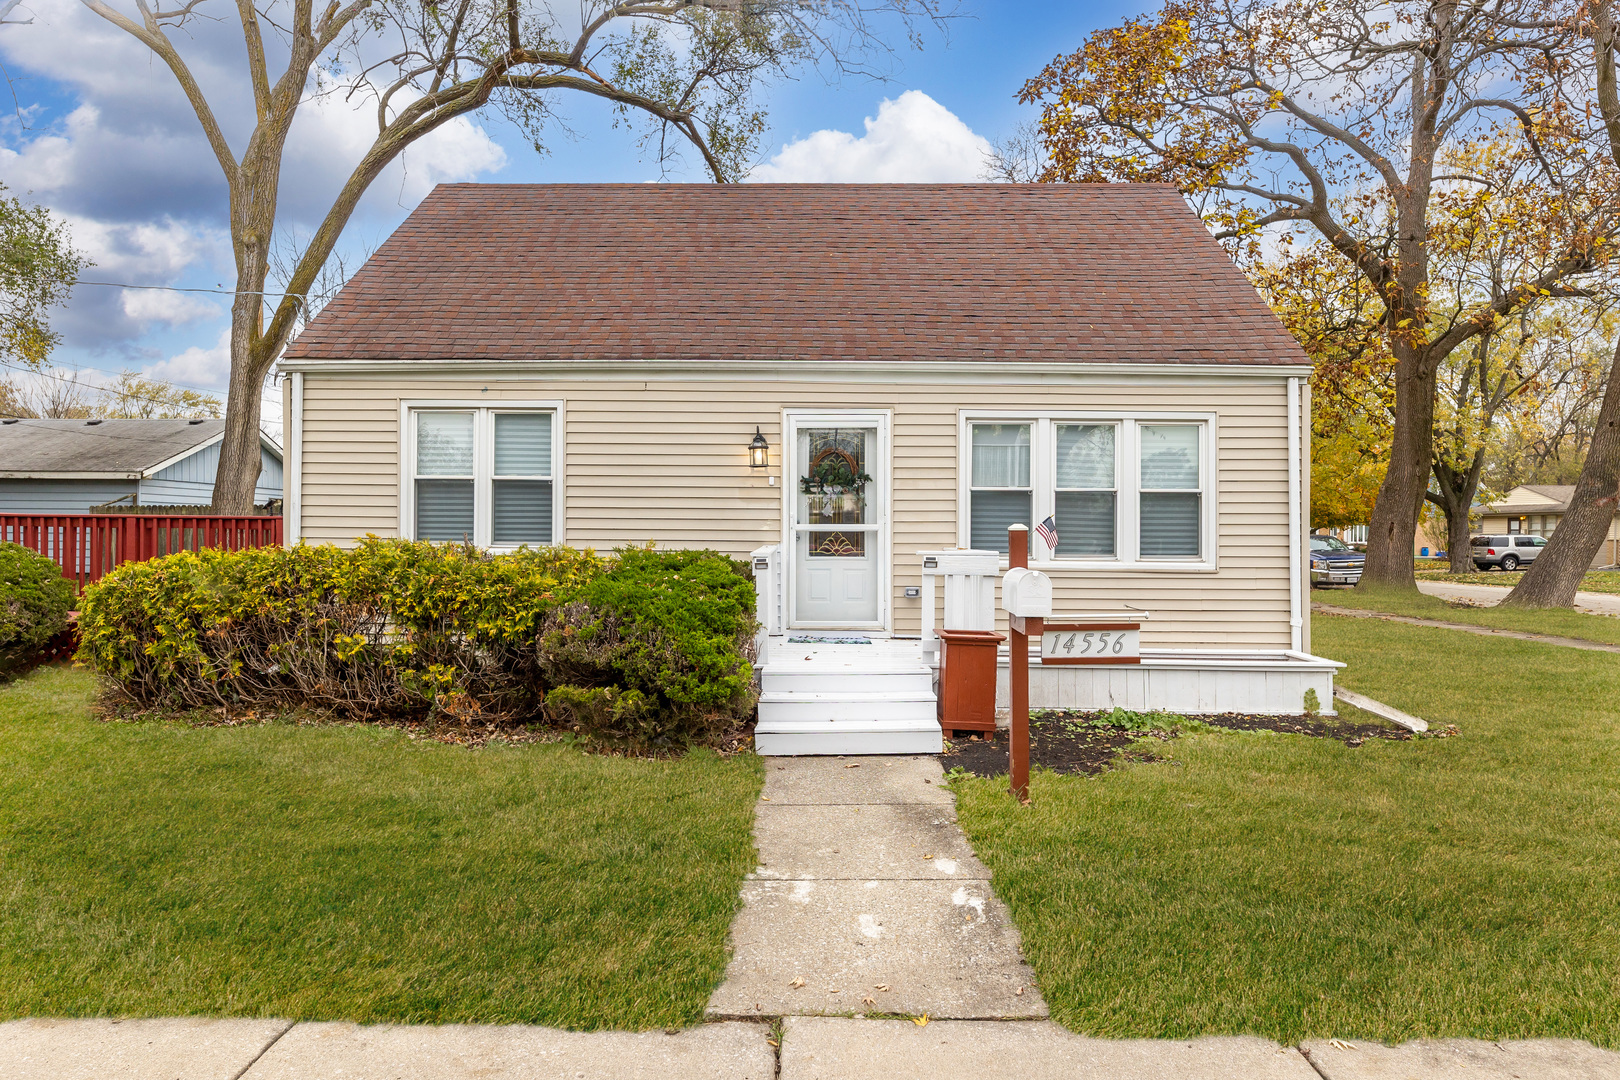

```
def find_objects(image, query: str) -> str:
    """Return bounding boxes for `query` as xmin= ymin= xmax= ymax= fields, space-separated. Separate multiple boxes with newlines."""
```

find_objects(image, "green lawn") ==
xmin=1315 ymin=585 xmax=1620 ymax=646
xmin=954 ymin=612 xmax=1620 ymax=1044
xmin=0 ymin=665 xmax=762 ymax=1028
xmin=1415 ymin=569 xmax=1620 ymax=595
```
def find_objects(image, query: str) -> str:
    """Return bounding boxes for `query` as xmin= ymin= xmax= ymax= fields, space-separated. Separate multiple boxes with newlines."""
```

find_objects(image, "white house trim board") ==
xmin=993 ymin=649 xmax=1345 ymax=716
xmin=1287 ymin=376 xmax=1303 ymax=652
xmin=781 ymin=408 xmax=892 ymax=633
xmin=287 ymin=372 xmax=303 ymax=542
xmin=956 ymin=409 xmax=1220 ymax=574
xmin=278 ymin=357 xmax=1314 ymax=383
xmin=397 ymin=399 xmax=566 ymax=549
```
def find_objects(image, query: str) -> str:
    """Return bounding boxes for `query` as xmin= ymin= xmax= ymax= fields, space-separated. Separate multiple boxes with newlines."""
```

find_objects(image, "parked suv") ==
xmin=1310 ymin=534 xmax=1365 ymax=586
xmin=1471 ymin=534 xmax=1546 ymax=571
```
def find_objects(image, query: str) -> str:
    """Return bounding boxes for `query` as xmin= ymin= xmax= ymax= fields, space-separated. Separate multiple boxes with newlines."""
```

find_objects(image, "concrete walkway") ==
xmin=706 ymin=754 xmax=1045 ymax=1020
xmin=1417 ymin=578 xmax=1620 ymax=616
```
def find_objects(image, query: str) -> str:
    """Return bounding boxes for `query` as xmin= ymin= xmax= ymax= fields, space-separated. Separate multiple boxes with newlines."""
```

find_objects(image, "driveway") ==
xmin=1416 ymin=579 xmax=1620 ymax=617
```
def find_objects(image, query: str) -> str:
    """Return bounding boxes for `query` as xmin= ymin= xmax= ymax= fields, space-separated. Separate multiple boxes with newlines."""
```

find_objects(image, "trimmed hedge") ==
xmin=75 ymin=539 xmax=758 ymax=746
xmin=0 ymin=542 xmax=75 ymax=677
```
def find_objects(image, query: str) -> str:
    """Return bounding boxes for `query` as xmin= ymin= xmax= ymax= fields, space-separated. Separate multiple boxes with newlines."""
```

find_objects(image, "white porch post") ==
xmin=751 ymin=544 xmax=782 ymax=666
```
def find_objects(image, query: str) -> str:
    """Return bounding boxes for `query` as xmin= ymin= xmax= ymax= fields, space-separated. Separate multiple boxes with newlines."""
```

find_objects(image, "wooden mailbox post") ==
xmin=1003 ymin=525 xmax=1052 ymax=802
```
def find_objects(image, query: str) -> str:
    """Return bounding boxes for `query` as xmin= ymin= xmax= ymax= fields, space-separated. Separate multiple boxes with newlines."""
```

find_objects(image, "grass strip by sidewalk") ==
xmin=0 ymin=665 xmax=762 ymax=1029
xmin=1414 ymin=569 xmax=1620 ymax=595
xmin=1316 ymin=584 xmax=1620 ymax=646
xmin=954 ymin=614 xmax=1620 ymax=1045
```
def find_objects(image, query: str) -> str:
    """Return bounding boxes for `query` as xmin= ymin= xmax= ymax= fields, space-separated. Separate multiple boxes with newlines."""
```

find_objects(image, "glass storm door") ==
xmin=792 ymin=424 xmax=882 ymax=627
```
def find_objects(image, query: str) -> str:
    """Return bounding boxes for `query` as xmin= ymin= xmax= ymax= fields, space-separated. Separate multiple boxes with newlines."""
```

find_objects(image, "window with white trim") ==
xmin=1055 ymin=423 xmax=1117 ymax=557
xmin=408 ymin=407 xmax=557 ymax=547
xmin=969 ymin=423 xmax=1032 ymax=551
xmin=1138 ymin=423 xmax=1202 ymax=557
xmin=964 ymin=417 xmax=1212 ymax=564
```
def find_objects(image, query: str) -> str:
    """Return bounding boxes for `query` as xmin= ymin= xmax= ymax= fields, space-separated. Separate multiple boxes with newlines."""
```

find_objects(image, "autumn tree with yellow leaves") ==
xmin=1018 ymin=0 xmax=1617 ymax=590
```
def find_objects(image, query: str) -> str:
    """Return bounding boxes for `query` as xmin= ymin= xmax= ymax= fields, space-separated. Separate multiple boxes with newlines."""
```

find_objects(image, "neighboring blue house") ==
xmin=0 ymin=418 xmax=282 ymax=512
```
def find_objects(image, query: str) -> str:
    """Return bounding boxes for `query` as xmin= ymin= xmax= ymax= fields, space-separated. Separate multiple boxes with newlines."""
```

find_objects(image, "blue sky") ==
xmin=0 ymin=2 xmax=1141 ymax=434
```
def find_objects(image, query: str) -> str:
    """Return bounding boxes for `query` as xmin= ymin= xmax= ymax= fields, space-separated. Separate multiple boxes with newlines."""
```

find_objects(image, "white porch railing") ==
xmin=750 ymin=544 xmax=783 ymax=666
xmin=918 ymin=548 xmax=999 ymax=664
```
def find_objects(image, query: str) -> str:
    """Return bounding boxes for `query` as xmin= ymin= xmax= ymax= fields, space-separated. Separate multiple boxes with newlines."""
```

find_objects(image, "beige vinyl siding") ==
xmin=296 ymin=372 xmax=1296 ymax=649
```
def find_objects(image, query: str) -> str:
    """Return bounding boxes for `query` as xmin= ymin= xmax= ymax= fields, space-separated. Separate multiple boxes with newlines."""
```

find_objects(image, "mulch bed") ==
xmin=942 ymin=709 xmax=1413 ymax=778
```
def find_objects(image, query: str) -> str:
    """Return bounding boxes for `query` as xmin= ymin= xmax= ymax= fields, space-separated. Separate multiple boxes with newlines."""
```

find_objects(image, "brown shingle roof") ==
xmin=284 ymin=183 xmax=1309 ymax=366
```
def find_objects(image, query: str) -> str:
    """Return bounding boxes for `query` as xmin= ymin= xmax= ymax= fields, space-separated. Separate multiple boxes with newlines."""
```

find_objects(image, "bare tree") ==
xmin=1016 ymin=0 xmax=1616 ymax=590
xmin=77 ymin=0 xmax=951 ymax=512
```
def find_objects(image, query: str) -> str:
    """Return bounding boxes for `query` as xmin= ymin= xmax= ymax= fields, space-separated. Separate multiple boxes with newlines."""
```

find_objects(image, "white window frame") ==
xmin=399 ymin=399 xmax=564 ymax=550
xmin=957 ymin=410 xmax=1218 ymax=572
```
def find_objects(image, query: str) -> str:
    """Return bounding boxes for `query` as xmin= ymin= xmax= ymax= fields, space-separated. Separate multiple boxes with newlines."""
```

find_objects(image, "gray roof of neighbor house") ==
xmin=0 ymin=418 xmax=229 ymax=478
xmin=1483 ymin=485 xmax=1577 ymax=515
xmin=283 ymin=183 xmax=1312 ymax=367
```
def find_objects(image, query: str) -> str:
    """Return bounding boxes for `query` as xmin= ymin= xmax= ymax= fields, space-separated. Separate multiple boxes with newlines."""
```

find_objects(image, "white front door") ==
xmin=788 ymin=414 xmax=888 ymax=630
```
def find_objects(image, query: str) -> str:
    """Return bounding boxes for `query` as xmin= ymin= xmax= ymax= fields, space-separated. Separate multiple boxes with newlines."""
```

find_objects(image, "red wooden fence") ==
xmin=0 ymin=514 xmax=283 ymax=591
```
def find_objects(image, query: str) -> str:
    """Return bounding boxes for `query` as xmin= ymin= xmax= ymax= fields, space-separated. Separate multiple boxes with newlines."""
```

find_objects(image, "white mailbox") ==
xmin=1001 ymin=567 xmax=1053 ymax=619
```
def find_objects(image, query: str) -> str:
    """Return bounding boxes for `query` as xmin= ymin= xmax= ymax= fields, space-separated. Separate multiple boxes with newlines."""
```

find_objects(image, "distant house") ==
xmin=1479 ymin=484 xmax=1619 ymax=569
xmin=0 ymin=418 xmax=283 ymax=513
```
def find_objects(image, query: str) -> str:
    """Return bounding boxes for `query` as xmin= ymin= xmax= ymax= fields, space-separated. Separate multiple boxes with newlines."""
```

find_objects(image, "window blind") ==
xmin=494 ymin=413 xmax=552 ymax=476
xmin=492 ymin=479 xmax=553 ymax=545
xmin=416 ymin=479 xmax=475 ymax=541
xmin=1140 ymin=492 xmax=1200 ymax=557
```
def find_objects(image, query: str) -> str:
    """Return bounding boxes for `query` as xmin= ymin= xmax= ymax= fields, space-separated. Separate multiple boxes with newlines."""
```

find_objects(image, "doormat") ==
xmin=787 ymin=635 xmax=872 ymax=644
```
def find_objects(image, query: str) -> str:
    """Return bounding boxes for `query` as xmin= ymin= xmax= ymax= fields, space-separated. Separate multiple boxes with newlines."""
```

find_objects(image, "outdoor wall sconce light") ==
xmin=749 ymin=427 xmax=770 ymax=469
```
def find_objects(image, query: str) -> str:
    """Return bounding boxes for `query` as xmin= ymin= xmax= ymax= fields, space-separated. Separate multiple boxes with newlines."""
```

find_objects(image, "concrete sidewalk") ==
xmin=1417 ymin=578 xmax=1620 ymax=616
xmin=7 ymin=1016 xmax=1620 ymax=1079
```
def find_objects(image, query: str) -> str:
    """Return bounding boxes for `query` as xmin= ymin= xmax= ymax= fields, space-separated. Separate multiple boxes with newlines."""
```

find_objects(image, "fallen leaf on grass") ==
xmin=790 ymin=978 xmax=805 ymax=989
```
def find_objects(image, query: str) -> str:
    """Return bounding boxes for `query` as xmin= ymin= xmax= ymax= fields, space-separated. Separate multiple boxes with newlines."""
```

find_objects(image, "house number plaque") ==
xmin=1040 ymin=621 xmax=1142 ymax=665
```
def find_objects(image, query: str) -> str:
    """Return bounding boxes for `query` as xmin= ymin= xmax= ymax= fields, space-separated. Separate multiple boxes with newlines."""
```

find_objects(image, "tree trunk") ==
xmin=1502 ymin=337 xmax=1620 ymax=607
xmin=211 ymin=338 xmax=267 ymax=514
xmin=1430 ymin=448 xmax=1485 ymax=574
xmin=1359 ymin=339 xmax=1435 ymax=589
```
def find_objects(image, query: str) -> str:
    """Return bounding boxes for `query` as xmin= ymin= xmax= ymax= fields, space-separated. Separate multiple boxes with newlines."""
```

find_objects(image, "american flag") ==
xmin=1035 ymin=515 xmax=1059 ymax=550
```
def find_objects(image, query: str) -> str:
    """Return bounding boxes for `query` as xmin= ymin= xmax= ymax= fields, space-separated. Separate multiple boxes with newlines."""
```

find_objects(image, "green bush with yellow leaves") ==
xmin=75 ymin=538 xmax=757 ymax=747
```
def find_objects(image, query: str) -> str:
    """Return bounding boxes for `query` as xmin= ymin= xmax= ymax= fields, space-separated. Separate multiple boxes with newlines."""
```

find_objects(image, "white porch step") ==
xmin=754 ymin=638 xmax=940 ymax=756
xmin=758 ymin=691 xmax=936 ymax=725
xmin=754 ymin=718 xmax=944 ymax=756
xmin=761 ymin=668 xmax=934 ymax=695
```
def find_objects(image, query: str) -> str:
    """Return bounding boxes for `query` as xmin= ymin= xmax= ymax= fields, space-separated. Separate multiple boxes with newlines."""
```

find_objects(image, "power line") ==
xmin=76 ymin=279 xmax=318 ymax=299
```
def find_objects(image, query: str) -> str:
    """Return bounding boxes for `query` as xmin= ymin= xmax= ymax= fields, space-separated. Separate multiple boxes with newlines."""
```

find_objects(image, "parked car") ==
xmin=1471 ymin=534 xmax=1546 ymax=571
xmin=1310 ymin=534 xmax=1365 ymax=586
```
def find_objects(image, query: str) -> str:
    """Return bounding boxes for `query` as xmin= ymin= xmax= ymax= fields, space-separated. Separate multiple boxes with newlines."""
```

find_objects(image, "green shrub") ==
xmin=75 ymin=539 xmax=757 ymax=746
xmin=0 ymin=542 xmax=75 ymax=676
xmin=541 ymin=548 xmax=759 ymax=745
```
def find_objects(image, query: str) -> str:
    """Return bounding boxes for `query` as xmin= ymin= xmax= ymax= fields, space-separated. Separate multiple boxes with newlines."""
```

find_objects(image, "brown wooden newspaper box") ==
xmin=936 ymin=628 xmax=1006 ymax=735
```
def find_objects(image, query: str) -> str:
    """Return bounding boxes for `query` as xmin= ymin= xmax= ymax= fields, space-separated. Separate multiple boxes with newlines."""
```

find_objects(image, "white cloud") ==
xmin=286 ymin=73 xmax=509 ymax=216
xmin=750 ymin=91 xmax=993 ymax=183
xmin=143 ymin=326 xmax=232 ymax=389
